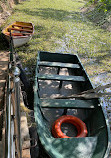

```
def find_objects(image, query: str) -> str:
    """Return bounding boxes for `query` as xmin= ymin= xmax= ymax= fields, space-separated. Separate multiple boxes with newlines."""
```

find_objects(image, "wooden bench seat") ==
xmin=12 ymin=24 xmax=33 ymax=29
xmin=37 ymin=74 xmax=86 ymax=82
xmin=8 ymin=27 xmax=33 ymax=33
xmin=40 ymin=99 xmax=95 ymax=108
xmin=38 ymin=61 xmax=80 ymax=69
xmin=5 ymin=32 xmax=31 ymax=36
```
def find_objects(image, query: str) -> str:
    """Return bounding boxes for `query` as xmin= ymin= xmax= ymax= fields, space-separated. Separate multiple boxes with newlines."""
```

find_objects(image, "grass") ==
xmin=1 ymin=0 xmax=111 ymax=84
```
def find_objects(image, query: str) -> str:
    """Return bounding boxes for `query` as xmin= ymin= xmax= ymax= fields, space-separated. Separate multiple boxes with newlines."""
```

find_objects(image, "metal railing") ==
xmin=5 ymin=34 xmax=22 ymax=158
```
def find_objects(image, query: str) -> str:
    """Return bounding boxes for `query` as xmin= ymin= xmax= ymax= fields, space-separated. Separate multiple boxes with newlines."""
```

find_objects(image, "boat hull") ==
xmin=5 ymin=35 xmax=31 ymax=48
xmin=34 ymin=51 xmax=111 ymax=158
xmin=2 ymin=21 xmax=34 ymax=48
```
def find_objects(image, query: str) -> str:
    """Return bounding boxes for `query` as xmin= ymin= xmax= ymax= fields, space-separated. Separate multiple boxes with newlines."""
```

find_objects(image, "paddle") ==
xmin=53 ymin=83 xmax=111 ymax=99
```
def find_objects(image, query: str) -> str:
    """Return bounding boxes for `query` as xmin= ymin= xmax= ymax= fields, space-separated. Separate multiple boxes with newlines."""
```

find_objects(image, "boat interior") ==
xmin=34 ymin=51 xmax=109 ymax=157
xmin=3 ymin=21 xmax=33 ymax=36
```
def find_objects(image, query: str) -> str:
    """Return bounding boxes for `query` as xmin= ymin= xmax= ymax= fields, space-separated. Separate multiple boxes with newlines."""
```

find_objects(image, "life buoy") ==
xmin=52 ymin=115 xmax=87 ymax=138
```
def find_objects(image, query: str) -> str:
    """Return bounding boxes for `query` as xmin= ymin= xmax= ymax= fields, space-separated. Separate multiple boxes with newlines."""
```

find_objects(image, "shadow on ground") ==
xmin=0 ymin=27 xmax=9 ymax=51
xmin=15 ymin=7 xmax=86 ymax=23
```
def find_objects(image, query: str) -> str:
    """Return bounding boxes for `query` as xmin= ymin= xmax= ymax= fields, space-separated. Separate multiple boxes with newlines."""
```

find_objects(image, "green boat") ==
xmin=34 ymin=51 xmax=110 ymax=158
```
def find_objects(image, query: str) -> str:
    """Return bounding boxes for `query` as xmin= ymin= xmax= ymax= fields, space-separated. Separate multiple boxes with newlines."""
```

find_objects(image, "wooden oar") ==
xmin=80 ymin=83 xmax=111 ymax=94
xmin=54 ymin=83 xmax=111 ymax=99
xmin=53 ymin=92 xmax=111 ymax=99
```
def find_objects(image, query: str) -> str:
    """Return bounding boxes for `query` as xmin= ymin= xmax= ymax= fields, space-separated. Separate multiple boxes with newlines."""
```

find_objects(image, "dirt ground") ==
xmin=0 ymin=1 xmax=13 ymax=27
xmin=0 ymin=0 xmax=24 ymax=27
xmin=0 ymin=11 xmax=11 ymax=27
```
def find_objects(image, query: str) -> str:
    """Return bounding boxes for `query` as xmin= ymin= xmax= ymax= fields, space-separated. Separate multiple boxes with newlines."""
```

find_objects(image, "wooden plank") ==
xmin=40 ymin=99 xmax=95 ymax=108
xmin=12 ymin=24 xmax=33 ymax=29
xmin=38 ymin=74 xmax=86 ymax=82
xmin=38 ymin=61 xmax=80 ymax=69
xmin=8 ymin=27 xmax=33 ymax=33
xmin=5 ymin=32 xmax=31 ymax=36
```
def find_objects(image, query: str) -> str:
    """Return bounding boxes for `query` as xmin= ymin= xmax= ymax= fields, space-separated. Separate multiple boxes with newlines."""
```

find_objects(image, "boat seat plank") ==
xmin=38 ymin=61 xmax=80 ymax=69
xmin=40 ymin=99 xmax=95 ymax=108
xmin=8 ymin=27 xmax=33 ymax=33
xmin=12 ymin=24 xmax=33 ymax=29
xmin=38 ymin=74 xmax=86 ymax=82
xmin=5 ymin=32 xmax=31 ymax=36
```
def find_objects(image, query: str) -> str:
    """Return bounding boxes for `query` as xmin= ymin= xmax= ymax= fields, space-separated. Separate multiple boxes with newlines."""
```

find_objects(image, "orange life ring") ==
xmin=52 ymin=115 xmax=87 ymax=138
